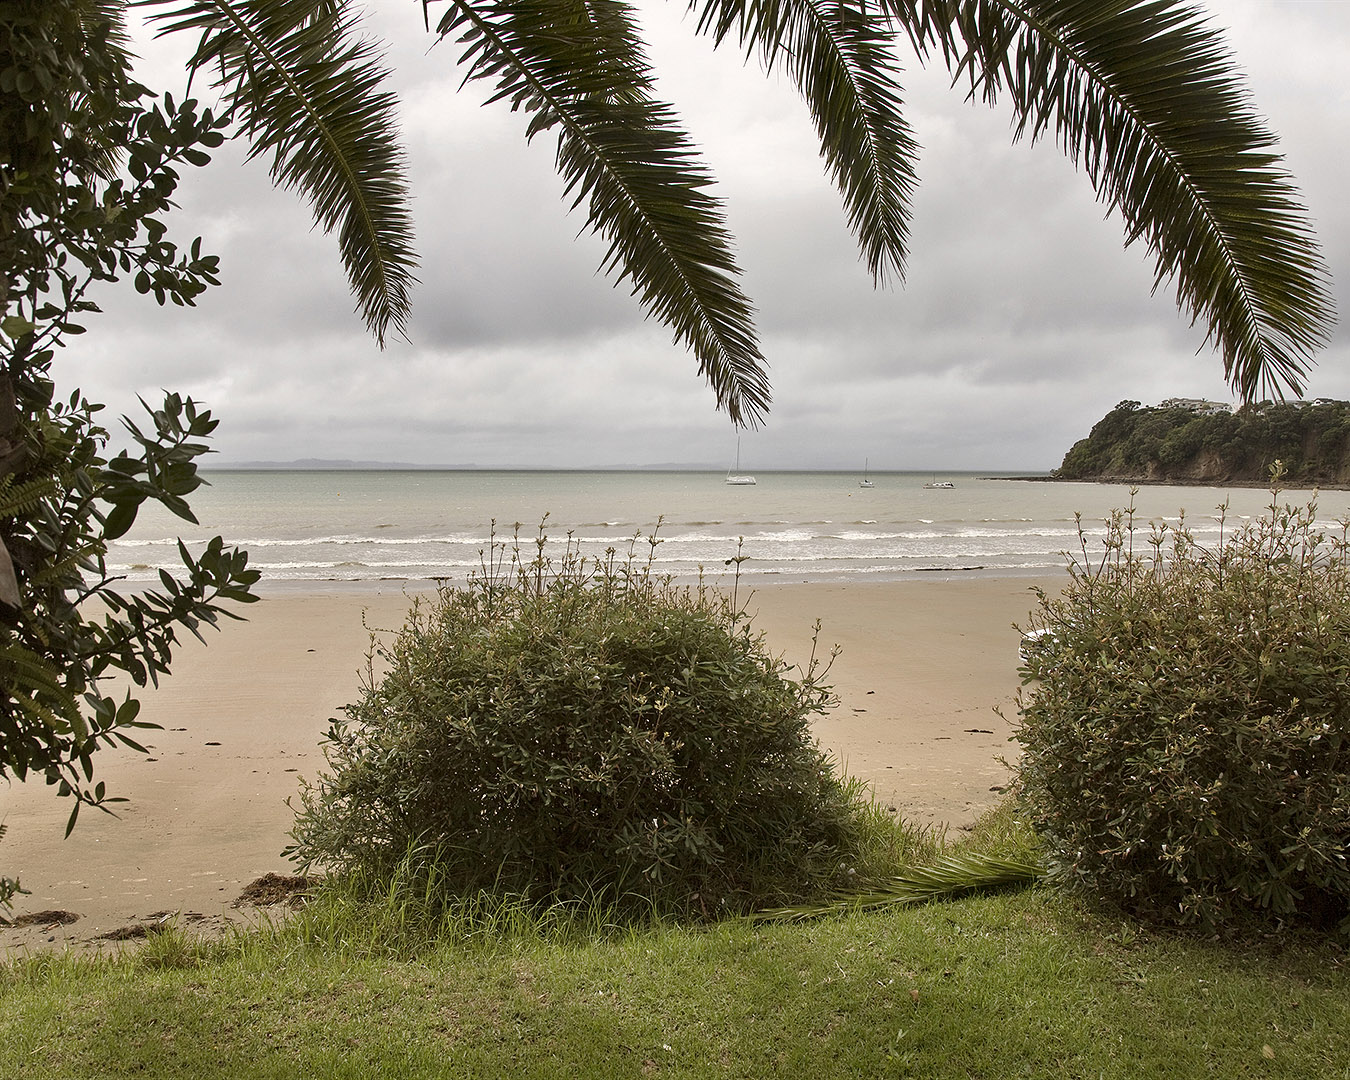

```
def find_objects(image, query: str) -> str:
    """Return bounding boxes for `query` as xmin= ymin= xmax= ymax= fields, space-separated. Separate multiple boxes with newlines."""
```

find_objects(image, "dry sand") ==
xmin=1 ymin=575 xmax=1059 ymax=954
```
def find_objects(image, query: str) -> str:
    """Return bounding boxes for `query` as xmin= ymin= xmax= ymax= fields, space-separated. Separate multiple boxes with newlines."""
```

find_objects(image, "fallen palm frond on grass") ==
xmin=753 ymin=851 xmax=1046 ymax=923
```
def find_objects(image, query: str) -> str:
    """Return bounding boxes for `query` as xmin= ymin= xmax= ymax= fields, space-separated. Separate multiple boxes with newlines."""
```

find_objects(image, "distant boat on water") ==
xmin=726 ymin=439 xmax=756 ymax=485
xmin=859 ymin=459 xmax=874 ymax=488
xmin=923 ymin=474 xmax=955 ymax=489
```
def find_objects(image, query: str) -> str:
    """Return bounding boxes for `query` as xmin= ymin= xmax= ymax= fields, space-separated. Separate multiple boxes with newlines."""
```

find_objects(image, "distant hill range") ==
xmin=1056 ymin=398 xmax=1350 ymax=487
xmin=217 ymin=458 xmax=455 ymax=470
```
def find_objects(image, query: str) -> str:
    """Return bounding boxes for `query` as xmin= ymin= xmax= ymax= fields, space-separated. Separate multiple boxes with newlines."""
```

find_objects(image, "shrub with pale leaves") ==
xmin=1017 ymin=477 xmax=1350 ymax=934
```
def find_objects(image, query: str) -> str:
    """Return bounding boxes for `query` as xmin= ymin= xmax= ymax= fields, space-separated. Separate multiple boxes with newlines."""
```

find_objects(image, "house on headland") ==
xmin=1157 ymin=398 xmax=1233 ymax=416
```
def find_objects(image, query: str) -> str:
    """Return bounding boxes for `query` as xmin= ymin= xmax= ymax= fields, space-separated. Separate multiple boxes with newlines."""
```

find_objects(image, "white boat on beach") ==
xmin=726 ymin=439 xmax=756 ymax=485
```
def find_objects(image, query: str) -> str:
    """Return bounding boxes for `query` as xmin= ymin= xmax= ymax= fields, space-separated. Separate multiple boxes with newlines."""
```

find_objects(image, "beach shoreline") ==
xmin=1 ymin=574 xmax=1061 ymax=955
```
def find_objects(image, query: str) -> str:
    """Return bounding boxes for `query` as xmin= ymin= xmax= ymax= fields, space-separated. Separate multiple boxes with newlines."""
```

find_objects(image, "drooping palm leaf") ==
xmin=754 ymin=850 xmax=1046 ymax=922
xmin=883 ymin=0 xmax=1334 ymax=401
xmin=129 ymin=1 xmax=1334 ymax=413
xmin=139 ymin=0 xmax=417 ymax=345
xmin=69 ymin=0 xmax=145 ymax=180
xmin=429 ymin=0 xmax=770 ymax=425
xmin=691 ymin=0 xmax=919 ymax=286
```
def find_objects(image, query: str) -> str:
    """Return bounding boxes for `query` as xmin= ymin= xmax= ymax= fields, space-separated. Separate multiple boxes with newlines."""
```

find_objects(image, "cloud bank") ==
xmin=58 ymin=0 xmax=1349 ymax=471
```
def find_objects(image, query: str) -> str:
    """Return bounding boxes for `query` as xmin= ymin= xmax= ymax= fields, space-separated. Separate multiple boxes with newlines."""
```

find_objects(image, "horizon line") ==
xmin=203 ymin=460 xmax=1054 ymax=474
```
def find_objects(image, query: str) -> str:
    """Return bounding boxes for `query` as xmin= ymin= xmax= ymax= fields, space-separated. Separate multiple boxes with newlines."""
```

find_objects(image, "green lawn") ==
xmin=3 ymin=888 xmax=1346 ymax=1079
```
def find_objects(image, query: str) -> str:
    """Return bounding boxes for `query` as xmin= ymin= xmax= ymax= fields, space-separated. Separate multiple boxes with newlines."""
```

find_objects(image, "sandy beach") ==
xmin=1 ymin=575 xmax=1059 ymax=954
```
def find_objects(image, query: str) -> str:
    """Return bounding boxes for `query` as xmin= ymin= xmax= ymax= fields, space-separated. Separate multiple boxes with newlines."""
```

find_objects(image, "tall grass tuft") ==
xmin=284 ymin=857 xmax=663 ymax=961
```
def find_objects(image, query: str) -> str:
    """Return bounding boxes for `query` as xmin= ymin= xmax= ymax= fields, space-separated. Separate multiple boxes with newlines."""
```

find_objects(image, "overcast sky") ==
xmin=60 ymin=1 xmax=1349 ymax=471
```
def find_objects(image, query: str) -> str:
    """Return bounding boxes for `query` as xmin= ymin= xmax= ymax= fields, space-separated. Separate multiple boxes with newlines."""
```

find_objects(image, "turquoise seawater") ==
xmin=106 ymin=470 xmax=1338 ymax=591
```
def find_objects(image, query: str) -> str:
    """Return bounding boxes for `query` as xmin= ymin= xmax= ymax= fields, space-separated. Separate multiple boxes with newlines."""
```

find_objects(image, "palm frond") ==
xmin=139 ymin=0 xmax=417 ymax=346
xmin=70 ymin=0 xmax=144 ymax=179
xmin=74 ymin=0 xmax=138 ymax=73
xmin=691 ymin=0 xmax=919 ymax=285
xmin=754 ymin=850 xmax=1045 ymax=922
xmin=883 ymin=0 xmax=1334 ymax=401
xmin=24 ymin=550 xmax=97 ymax=593
xmin=0 ymin=638 xmax=85 ymax=737
xmin=0 ymin=475 xmax=59 ymax=519
xmin=431 ymin=0 xmax=770 ymax=425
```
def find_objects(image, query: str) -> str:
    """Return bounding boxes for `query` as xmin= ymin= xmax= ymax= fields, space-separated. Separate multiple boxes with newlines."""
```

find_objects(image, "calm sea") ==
xmin=105 ymin=470 xmax=1339 ymax=592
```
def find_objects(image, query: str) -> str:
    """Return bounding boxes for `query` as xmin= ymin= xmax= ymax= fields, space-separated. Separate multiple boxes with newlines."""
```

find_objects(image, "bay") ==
xmin=105 ymin=470 xmax=1341 ymax=592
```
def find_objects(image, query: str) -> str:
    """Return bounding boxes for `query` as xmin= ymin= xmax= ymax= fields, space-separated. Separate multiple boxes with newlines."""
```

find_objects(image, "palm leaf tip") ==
xmin=438 ymin=0 xmax=770 ymax=423
xmin=143 ymin=0 xmax=418 ymax=346
xmin=691 ymin=0 xmax=920 ymax=287
xmin=885 ymin=0 xmax=1335 ymax=402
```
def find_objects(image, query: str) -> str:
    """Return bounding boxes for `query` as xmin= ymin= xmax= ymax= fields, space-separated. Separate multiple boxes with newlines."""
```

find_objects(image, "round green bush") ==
xmin=1016 ymin=490 xmax=1350 ymax=934
xmin=289 ymin=529 xmax=866 ymax=917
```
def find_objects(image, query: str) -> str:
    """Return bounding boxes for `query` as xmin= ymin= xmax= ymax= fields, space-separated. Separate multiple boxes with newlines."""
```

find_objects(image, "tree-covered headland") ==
xmin=1056 ymin=399 xmax=1350 ymax=487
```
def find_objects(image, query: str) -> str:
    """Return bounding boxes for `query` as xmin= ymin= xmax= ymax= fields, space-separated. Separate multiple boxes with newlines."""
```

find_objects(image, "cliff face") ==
xmin=1056 ymin=400 xmax=1350 ymax=487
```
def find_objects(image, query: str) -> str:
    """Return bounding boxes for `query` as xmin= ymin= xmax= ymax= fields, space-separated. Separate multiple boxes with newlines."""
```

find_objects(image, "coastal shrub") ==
xmin=288 ymin=525 xmax=867 ymax=919
xmin=1 ymin=6 xmax=258 ymax=839
xmin=1015 ymin=478 xmax=1350 ymax=934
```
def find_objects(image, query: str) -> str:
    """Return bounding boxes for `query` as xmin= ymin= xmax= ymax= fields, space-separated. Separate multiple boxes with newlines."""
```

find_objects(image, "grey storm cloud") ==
xmin=52 ymin=0 xmax=1350 ymax=471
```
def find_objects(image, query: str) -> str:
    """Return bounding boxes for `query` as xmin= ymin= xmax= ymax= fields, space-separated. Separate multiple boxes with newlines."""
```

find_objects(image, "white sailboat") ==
xmin=859 ymin=459 xmax=874 ymax=488
xmin=726 ymin=438 xmax=756 ymax=485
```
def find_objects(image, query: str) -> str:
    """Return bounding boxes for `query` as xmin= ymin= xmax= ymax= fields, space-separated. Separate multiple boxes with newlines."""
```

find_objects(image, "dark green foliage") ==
xmin=1016 ymin=480 xmax=1350 ymax=933
xmin=1 ymin=1 xmax=259 ymax=841
xmin=1055 ymin=399 xmax=1350 ymax=485
xmin=0 ymin=391 xmax=260 ymax=831
xmin=289 ymin=527 xmax=866 ymax=918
